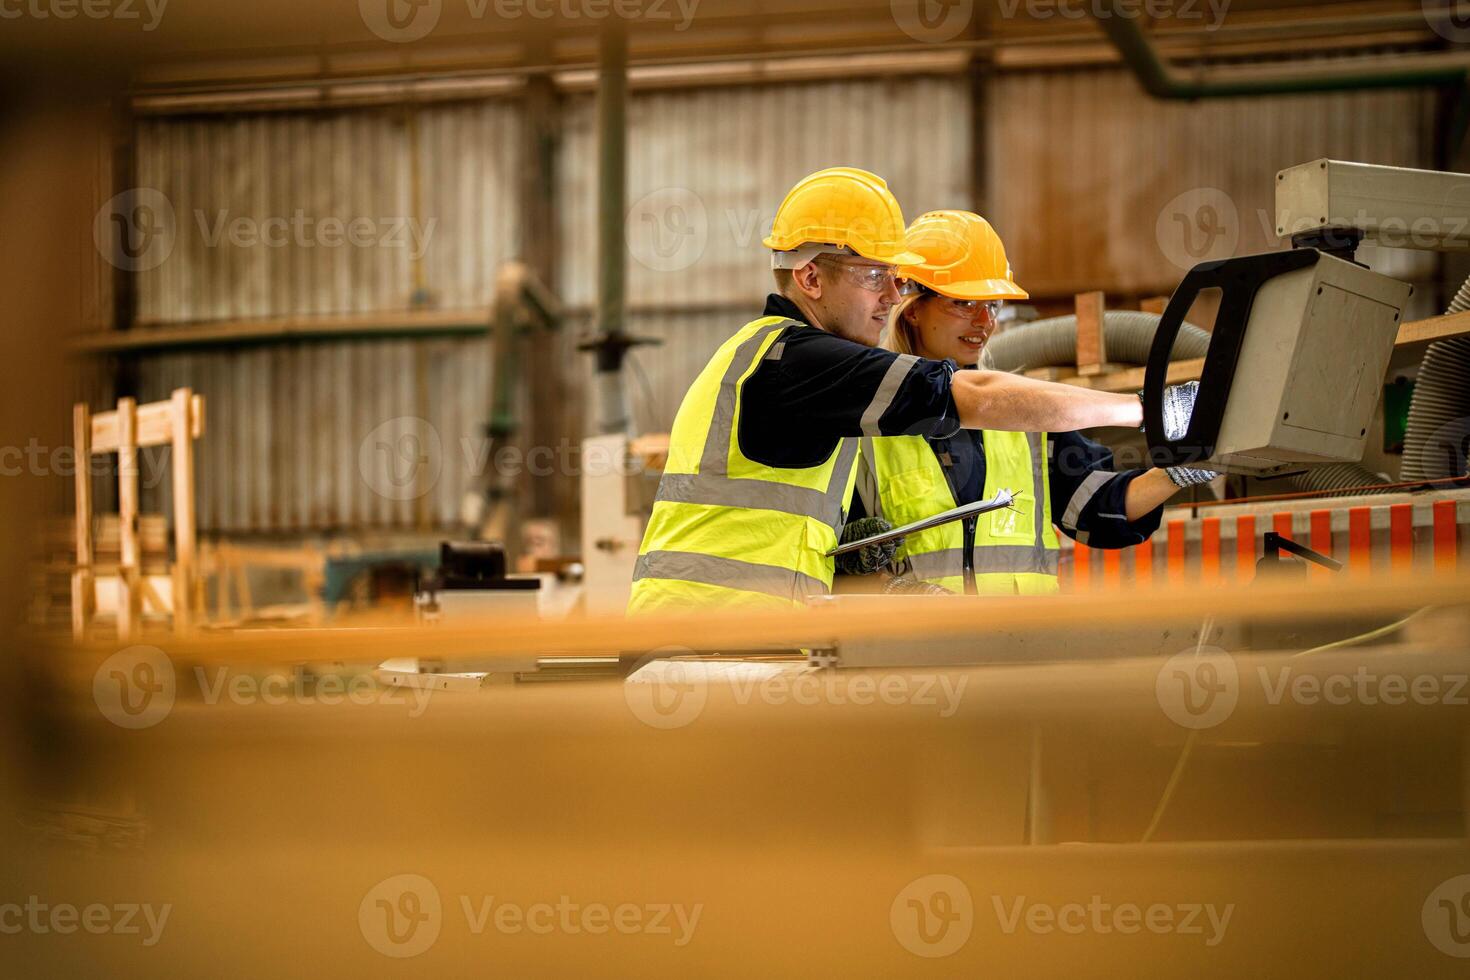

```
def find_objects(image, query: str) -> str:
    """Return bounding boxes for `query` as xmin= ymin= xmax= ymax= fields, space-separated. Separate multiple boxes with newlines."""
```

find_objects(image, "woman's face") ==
xmin=905 ymin=293 xmax=1001 ymax=366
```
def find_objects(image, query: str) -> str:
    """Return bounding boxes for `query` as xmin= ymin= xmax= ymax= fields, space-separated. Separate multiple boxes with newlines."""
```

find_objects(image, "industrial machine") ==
xmin=1144 ymin=159 xmax=1466 ymax=476
xmin=376 ymin=541 xmax=543 ymax=690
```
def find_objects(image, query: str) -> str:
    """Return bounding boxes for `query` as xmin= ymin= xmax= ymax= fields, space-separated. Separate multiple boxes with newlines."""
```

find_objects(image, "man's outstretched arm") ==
xmin=951 ymin=370 xmax=1143 ymax=432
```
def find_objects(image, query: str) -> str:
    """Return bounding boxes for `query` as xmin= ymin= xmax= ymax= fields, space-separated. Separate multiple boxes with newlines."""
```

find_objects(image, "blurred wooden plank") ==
xmin=116 ymin=397 xmax=141 ymax=642
xmin=92 ymin=394 xmax=203 ymax=451
xmin=1395 ymin=309 xmax=1470 ymax=347
xmin=1075 ymin=291 xmax=1107 ymax=376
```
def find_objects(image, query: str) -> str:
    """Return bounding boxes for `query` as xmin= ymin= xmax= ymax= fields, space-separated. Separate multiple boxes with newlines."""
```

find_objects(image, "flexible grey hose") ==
xmin=985 ymin=311 xmax=1210 ymax=373
xmin=1284 ymin=462 xmax=1397 ymax=495
xmin=1400 ymin=273 xmax=1470 ymax=482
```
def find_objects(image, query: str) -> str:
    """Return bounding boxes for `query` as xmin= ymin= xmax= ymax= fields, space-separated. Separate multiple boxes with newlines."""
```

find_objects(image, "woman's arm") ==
xmin=950 ymin=370 xmax=1143 ymax=432
xmin=1123 ymin=467 xmax=1184 ymax=521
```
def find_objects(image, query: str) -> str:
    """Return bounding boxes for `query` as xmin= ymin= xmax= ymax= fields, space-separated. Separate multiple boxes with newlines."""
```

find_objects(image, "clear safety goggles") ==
xmin=928 ymin=293 xmax=1002 ymax=322
xmin=812 ymin=256 xmax=905 ymax=294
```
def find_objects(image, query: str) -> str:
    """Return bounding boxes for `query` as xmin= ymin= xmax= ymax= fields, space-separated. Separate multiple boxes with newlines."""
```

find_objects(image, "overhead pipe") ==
xmin=1094 ymin=1 xmax=1470 ymax=100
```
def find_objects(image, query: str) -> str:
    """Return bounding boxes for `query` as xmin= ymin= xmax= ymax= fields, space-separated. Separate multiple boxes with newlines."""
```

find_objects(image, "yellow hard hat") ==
xmin=764 ymin=167 xmax=925 ymax=268
xmin=899 ymin=210 xmax=1029 ymax=301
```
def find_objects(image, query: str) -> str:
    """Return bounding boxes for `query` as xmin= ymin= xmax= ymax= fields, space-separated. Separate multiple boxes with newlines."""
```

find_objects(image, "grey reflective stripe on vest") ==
xmin=910 ymin=431 xmax=1057 ymax=583
xmin=657 ymin=473 xmax=841 ymax=525
xmin=909 ymin=545 xmax=1059 ymax=580
xmin=655 ymin=318 xmax=857 ymax=530
xmin=906 ymin=549 xmax=965 ymax=580
xmin=860 ymin=353 xmax=919 ymax=435
xmin=977 ymin=545 xmax=1059 ymax=576
xmin=855 ymin=436 xmax=883 ymax=520
xmin=1061 ymin=468 xmax=1113 ymax=531
xmin=633 ymin=550 xmax=828 ymax=602
xmin=1019 ymin=431 xmax=1056 ymax=575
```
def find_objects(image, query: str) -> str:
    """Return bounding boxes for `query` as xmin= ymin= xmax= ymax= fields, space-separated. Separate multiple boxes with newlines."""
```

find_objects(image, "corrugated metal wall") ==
xmin=988 ymin=63 xmax=1440 ymax=315
xmin=556 ymin=76 xmax=973 ymax=310
xmin=131 ymin=337 xmax=491 ymax=533
xmin=128 ymin=101 xmax=518 ymax=531
xmin=115 ymin=63 xmax=1446 ymax=534
xmin=135 ymin=100 xmax=521 ymax=322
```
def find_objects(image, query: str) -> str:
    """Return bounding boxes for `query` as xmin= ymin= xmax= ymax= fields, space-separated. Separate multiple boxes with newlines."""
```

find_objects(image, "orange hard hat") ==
xmin=899 ymin=210 xmax=1028 ymax=301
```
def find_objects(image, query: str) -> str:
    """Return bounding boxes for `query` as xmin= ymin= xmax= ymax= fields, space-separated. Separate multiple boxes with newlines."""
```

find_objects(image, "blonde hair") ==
xmin=883 ymin=291 xmax=997 ymax=369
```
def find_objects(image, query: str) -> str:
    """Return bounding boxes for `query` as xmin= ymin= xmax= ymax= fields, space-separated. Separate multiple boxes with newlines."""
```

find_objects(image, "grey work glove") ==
xmin=1138 ymin=380 xmax=1202 ymax=440
xmin=835 ymin=517 xmax=903 ymax=576
xmin=883 ymin=574 xmax=954 ymax=596
xmin=1139 ymin=380 xmax=1220 ymax=486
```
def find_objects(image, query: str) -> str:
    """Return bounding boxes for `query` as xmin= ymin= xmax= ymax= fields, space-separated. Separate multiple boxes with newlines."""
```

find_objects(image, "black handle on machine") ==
xmin=1144 ymin=249 xmax=1322 ymax=468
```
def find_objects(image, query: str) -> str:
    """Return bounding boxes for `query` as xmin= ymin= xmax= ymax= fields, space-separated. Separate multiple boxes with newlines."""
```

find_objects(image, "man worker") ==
xmin=626 ymin=166 xmax=1159 ymax=614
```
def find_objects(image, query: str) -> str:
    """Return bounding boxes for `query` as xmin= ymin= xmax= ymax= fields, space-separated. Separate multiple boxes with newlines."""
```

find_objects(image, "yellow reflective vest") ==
xmin=857 ymin=430 xmax=1060 ymax=595
xmin=627 ymin=316 xmax=861 ymax=614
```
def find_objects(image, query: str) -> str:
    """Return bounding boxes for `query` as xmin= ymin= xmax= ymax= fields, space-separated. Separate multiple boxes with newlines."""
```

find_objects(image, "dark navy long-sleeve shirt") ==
xmin=736 ymin=293 xmax=1162 ymax=547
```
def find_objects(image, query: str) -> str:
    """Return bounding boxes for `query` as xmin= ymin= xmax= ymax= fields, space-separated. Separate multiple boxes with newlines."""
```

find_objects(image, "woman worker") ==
xmin=852 ymin=210 xmax=1216 ymax=594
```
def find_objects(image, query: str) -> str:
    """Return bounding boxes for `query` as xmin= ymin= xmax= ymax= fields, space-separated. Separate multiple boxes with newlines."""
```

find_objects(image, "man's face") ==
xmin=795 ymin=255 xmax=904 ymax=347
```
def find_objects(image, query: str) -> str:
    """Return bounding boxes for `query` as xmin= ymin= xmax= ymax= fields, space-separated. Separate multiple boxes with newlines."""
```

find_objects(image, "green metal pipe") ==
xmin=1096 ymin=3 xmax=1470 ymax=99
xmin=597 ymin=25 xmax=628 ymax=350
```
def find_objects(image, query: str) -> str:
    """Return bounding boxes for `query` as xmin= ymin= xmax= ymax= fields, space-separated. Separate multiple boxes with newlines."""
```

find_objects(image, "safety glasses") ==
xmin=814 ymin=256 xmax=904 ymax=294
xmin=932 ymin=295 xmax=1001 ymax=322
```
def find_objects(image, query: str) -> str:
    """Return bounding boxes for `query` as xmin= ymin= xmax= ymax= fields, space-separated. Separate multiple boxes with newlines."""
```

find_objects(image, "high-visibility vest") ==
xmin=858 ymin=429 xmax=1060 ymax=595
xmin=627 ymin=316 xmax=861 ymax=613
